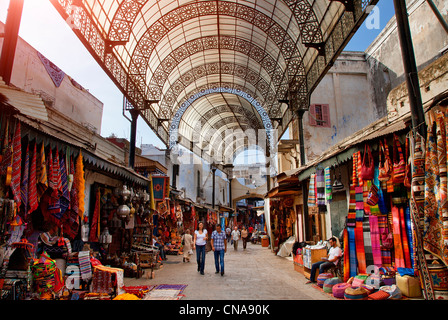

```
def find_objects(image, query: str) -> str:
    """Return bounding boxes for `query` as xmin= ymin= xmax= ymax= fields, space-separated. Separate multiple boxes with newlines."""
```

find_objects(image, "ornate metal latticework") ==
xmin=50 ymin=0 xmax=379 ymax=164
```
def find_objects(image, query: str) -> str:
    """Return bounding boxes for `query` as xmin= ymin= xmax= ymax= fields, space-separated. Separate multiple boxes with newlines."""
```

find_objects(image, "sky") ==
xmin=0 ymin=0 xmax=396 ymax=155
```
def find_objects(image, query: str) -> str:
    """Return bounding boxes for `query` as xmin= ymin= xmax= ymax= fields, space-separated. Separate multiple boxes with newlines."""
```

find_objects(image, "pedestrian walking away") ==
xmin=182 ymin=229 xmax=193 ymax=263
xmin=241 ymin=226 xmax=248 ymax=250
xmin=211 ymin=224 xmax=227 ymax=276
xmin=231 ymin=226 xmax=240 ymax=251
xmin=193 ymin=222 xmax=208 ymax=275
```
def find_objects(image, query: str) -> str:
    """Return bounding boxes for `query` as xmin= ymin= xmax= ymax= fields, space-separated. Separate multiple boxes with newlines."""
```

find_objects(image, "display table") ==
xmin=302 ymin=247 xmax=327 ymax=281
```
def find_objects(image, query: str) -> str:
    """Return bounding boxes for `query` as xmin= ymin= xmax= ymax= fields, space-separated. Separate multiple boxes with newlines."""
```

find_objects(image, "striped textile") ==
xmin=59 ymin=154 xmax=70 ymax=216
xmin=424 ymin=116 xmax=448 ymax=265
xmin=89 ymin=190 xmax=101 ymax=242
xmin=392 ymin=206 xmax=405 ymax=268
xmin=47 ymin=149 xmax=62 ymax=219
xmin=308 ymin=173 xmax=316 ymax=207
xmin=325 ymin=166 xmax=332 ymax=203
xmin=347 ymin=186 xmax=357 ymax=227
xmin=78 ymin=251 xmax=92 ymax=281
xmin=53 ymin=149 xmax=62 ymax=193
xmin=404 ymin=207 xmax=415 ymax=268
xmin=316 ymin=168 xmax=326 ymax=206
xmin=363 ymin=216 xmax=373 ymax=267
xmin=28 ymin=143 xmax=39 ymax=215
xmin=369 ymin=215 xmax=382 ymax=267
xmin=348 ymin=226 xmax=357 ymax=277
xmin=378 ymin=215 xmax=392 ymax=267
xmin=355 ymin=186 xmax=366 ymax=273
xmin=343 ymin=228 xmax=350 ymax=282
xmin=21 ymin=143 xmax=29 ymax=216
xmin=10 ymin=122 xmax=21 ymax=206
xmin=36 ymin=143 xmax=48 ymax=199
xmin=410 ymin=133 xmax=434 ymax=299
xmin=399 ymin=206 xmax=412 ymax=268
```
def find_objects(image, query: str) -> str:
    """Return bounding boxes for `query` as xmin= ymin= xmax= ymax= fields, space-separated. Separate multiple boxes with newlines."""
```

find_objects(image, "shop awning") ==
xmin=0 ymin=80 xmax=48 ymax=121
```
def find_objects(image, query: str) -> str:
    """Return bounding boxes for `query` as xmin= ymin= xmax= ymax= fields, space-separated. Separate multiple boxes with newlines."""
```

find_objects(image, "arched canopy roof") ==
xmin=51 ymin=0 xmax=378 ymax=163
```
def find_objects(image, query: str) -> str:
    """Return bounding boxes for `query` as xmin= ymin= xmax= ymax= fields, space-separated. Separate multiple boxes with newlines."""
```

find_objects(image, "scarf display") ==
xmin=316 ymin=168 xmax=326 ymax=206
xmin=59 ymin=154 xmax=70 ymax=216
xmin=325 ymin=166 xmax=332 ymax=203
xmin=75 ymin=152 xmax=85 ymax=217
xmin=307 ymin=173 xmax=316 ymax=207
xmin=28 ymin=143 xmax=39 ymax=215
xmin=10 ymin=121 xmax=21 ymax=206
xmin=89 ymin=190 xmax=100 ymax=242
xmin=21 ymin=143 xmax=29 ymax=216
xmin=378 ymin=215 xmax=392 ymax=266
xmin=355 ymin=186 xmax=366 ymax=273
xmin=343 ymin=228 xmax=350 ymax=281
xmin=369 ymin=215 xmax=383 ymax=267
xmin=392 ymin=206 xmax=405 ymax=268
xmin=37 ymin=143 xmax=48 ymax=199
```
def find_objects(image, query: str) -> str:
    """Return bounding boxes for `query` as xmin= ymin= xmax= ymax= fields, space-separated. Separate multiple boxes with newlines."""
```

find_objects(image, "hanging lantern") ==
xmin=120 ymin=185 xmax=131 ymax=200
xmin=117 ymin=204 xmax=130 ymax=218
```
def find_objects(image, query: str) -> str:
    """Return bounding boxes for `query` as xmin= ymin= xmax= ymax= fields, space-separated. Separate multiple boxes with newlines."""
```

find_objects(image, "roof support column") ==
xmin=0 ymin=0 xmax=24 ymax=85
xmin=129 ymin=109 xmax=139 ymax=169
xmin=393 ymin=0 xmax=426 ymax=138
xmin=297 ymin=108 xmax=310 ymax=241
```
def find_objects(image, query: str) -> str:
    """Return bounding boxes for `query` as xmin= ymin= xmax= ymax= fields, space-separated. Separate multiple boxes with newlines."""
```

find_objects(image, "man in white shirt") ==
xmin=306 ymin=237 xmax=342 ymax=284
xmin=231 ymin=226 xmax=240 ymax=251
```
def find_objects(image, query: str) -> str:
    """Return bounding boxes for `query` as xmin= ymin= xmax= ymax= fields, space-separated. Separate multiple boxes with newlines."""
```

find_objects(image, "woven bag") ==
xmin=332 ymin=283 xmax=351 ymax=299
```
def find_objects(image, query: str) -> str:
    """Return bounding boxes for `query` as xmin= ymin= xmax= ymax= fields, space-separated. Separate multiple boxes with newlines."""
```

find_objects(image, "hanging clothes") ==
xmin=21 ymin=142 xmax=29 ymax=216
xmin=37 ymin=143 xmax=48 ymax=200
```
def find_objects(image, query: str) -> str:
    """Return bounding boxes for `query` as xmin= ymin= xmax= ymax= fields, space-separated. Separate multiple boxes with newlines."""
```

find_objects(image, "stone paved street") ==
xmin=124 ymin=242 xmax=333 ymax=300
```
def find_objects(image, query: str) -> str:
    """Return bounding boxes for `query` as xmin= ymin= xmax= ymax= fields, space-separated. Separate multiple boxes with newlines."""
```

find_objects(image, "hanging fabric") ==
xmin=392 ymin=134 xmax=406 ymax=184
xmin=10 ymin=121 xmax=21 ymax=206
xmin=399 ymin=206 xmax=412 ymax=268
xmin=21 ymin=142 xmax=29 ymax=217
xmin=59 ymin=153 xmax=70 ymax=216
xmin=89 ymin=189 xmax=100 ymax=242
xmin=392 ymin=205 xmax=405 ymax=268
xmin=343 ymin=228 xmax=350 ymax=282
xmin=75 ymin=151 xmax=85 ymax=217
xmin=378 ymin=215 xmax=392 ymax=267
xmin=316 ymin=168 xmax=326 ymax=206
xmin=355 ymin=185 xmax=366 ymax=273
xmin=28 ymin=142 xmax=38 ymax=215
xmin=424 ymin=115 xmax=448 ymax=266
xmin=410 ymin=131 xmax=434 ymax=300
xmin=307 ymin=173 xmax=316 ymax=207
xmin=36 ymin=143 xmax=48 ymax=200
xmin=369 ymin=215 xmax=382 ymax=267
xmin=324 ymin=166 xmax=332 ymax=203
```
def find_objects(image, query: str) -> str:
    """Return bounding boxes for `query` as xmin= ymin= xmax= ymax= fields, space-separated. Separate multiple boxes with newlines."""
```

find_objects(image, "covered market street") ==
xmin=124 ymin=242 xmax=332 ymax=300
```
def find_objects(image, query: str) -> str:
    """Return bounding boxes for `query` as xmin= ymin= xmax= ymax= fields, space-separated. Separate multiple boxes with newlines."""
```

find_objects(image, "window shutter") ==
xmin=309 ymin=104 xmax=317 ymax=126
xmin=322 ymin=104 xmax=330 ymax=128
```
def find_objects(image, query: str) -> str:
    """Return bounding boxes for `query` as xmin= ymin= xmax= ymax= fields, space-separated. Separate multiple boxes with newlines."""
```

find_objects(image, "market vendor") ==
xmin=306 ymin=237 xmax=342 ymax=284
xmin=152 ymin=236 xmax=167 ymax=261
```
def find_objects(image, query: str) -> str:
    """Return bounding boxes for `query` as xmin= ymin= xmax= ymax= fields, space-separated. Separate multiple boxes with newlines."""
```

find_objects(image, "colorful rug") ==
xmin=143 ymin=284 xmax=187 ymax=300
xmin=355 ymin=186 xmax=366 ymax=274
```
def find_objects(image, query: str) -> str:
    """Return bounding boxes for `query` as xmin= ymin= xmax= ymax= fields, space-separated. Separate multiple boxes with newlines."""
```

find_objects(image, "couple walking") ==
xmin=191 ymin=222 xmax=227 ymax=276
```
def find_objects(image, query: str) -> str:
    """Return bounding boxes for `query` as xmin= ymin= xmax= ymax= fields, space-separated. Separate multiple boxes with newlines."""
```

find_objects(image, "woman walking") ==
xmin=182 ymin=229 xmax=193 ymax=263
xmin=193 ymin=222 xmax=208 ymax=275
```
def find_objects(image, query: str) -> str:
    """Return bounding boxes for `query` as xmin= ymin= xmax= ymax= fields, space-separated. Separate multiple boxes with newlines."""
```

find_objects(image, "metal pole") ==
xmin=212 ymin=167 xmax=216 ymax=208
xmin=393 ymin=0 xmax=427 ymax=138
xmin=129 ymin=109 xmax=139 ymax=169
xmin=426 ymin=0 xmax=448 ymax=34
xmin=0 ymin=0 xmax=24 ymax=85
xmin=297 ymin=109 xmax=310 ymax=240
